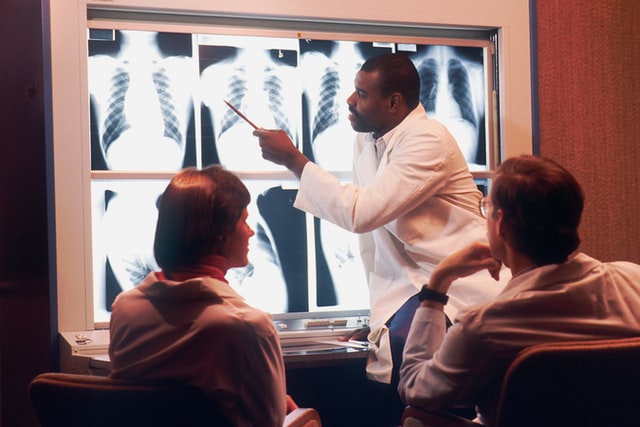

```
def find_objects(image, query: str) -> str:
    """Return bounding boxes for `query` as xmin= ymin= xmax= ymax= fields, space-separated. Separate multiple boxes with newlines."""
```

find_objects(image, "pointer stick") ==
xmin=223 ymin=99 xmax=259 ymax=129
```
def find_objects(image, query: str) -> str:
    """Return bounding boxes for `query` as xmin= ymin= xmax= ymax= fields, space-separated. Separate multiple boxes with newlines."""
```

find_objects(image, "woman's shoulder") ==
xmin=199 ymin=296 xmax=278 ymax=337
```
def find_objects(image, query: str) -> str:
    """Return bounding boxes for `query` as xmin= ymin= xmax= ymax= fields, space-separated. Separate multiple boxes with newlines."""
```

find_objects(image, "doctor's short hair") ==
xmin=360 ymin=53 xmax=420 ymax=110
xmin=154 ymin=165 xmax=250 ymax=271
xmin=491 ymin=155 xmax=584 ymax=265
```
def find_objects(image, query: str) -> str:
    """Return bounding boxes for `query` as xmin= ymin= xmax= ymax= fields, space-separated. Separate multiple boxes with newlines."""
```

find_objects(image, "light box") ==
xmin=48 ymin=2 xmax=537 ymax=335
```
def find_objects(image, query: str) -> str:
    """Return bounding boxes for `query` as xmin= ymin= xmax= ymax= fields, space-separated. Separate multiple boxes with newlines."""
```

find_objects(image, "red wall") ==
xmin=537 ymin=0 xmax=640 ymax=263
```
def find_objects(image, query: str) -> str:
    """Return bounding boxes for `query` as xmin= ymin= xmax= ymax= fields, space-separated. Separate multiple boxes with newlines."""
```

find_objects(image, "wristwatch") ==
xmin=417 ymin=286 xmax=449 ymax=304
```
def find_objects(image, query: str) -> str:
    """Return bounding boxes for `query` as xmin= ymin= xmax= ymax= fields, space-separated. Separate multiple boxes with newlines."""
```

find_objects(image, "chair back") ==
xmin=493 ymin=336 xmax=640 ymax=427
xmin=28 ymin=372 xmax=231 ymax=427
xmin=402 ymin=337 xmax=640 ymax=427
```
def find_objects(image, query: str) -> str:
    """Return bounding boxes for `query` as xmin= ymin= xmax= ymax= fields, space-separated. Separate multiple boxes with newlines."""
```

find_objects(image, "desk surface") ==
xmin=59 ymin=330 xmax=369 ymax=375
xmin=283 ymin=346 xmax=369 ymax=369
xmin=60 ymin=311 xmax=371 ymax=370
xmin=88 ymin=343 xmax=369 ymax=373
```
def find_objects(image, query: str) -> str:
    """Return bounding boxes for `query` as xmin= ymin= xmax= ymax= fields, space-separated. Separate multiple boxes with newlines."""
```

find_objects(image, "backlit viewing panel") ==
xmin=88 ymin=28 xmax=493 ymax=324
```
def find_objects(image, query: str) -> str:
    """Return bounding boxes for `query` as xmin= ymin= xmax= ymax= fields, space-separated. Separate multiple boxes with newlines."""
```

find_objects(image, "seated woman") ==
xmin=108 ymin=165 xmax=296 ymax=426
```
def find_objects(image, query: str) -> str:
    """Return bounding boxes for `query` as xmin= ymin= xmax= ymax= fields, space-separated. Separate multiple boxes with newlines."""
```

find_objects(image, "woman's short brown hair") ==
xmin=153 ymin=165 xmax=250 ymax=272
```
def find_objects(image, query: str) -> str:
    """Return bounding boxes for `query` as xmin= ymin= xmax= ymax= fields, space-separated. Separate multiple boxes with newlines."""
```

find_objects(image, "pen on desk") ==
xmin=317 ymin=339 xmax=369 ymax=350
xmin=223 ymin=99 xmax=259 ymax=130
xmin=347 ymin=339 xmax=369 ymax=349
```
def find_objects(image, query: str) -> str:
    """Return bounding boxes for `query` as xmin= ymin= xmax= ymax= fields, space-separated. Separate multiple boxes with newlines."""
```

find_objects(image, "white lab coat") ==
xmin=295 ymin=104 xmax=508 ymax=382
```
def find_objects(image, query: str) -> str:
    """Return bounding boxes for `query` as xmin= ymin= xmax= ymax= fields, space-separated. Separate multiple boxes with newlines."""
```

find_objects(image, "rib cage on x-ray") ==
xmin=89 ymin=30 xmax=195 ymax=172
xmin=413 ymin=46 xmax=485 ymax=165
xmin=199 ymin=45 xmax=299 ymax=173
xmin=218 ymin=67 xmax=247 ymax=137
xmin=152 ymin=66 xmax=183 ymax=146
xmin=102 ymin=190 xmax=156 ymax=312
xmin=101 ymin=65 xmax=185 ymax=152
xmin=263 ymin=69 xmax=292 ymax=136
xmin=447 ymin=58 xmax=477 ymax=127
xmin=102 ymin=67 xmax=130 ymax=152
xmin=312 ymin=66 xmax=341 ymax=141
xmin=418 ymin=58 xmax=438 ymax=113
xmin=419 ymin=56 xmax=477 ymax=126
xmin=217 ymin=66 xmax=294 ymax=142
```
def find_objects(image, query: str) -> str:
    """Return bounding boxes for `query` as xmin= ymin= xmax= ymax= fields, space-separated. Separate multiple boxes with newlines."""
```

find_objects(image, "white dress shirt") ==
xmin=399 ymin=253 xmax=640 ymax=425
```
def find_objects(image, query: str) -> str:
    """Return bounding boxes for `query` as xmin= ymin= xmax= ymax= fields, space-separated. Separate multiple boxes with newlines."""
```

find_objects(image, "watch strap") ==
xmin=417 ymin=286 xmax=449 ymax=304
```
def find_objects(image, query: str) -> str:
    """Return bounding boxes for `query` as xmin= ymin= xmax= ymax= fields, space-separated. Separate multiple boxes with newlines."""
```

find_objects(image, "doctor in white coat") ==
xmin=254 ymin=53 xmax=508 ymax=422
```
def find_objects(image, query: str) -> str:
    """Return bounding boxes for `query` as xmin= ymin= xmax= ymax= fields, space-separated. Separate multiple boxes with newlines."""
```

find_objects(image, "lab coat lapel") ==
xmin=354 ymin=138 xmax=379 ymax=184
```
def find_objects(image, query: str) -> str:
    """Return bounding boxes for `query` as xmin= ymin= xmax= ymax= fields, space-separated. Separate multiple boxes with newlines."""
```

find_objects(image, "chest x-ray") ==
xmin=411 ymin=45 xmax=486 ymax=168
xmin=199 ymin=37 xmax=300 ymax=171
xmin=89 ymin=30 xmax=197 ymax=171
xmin=87 ymin=29 xmax=491 ymax=322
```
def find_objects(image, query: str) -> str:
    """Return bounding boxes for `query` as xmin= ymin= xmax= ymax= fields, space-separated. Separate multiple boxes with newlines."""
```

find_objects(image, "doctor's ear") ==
xmin=388 ymin=93 xmax=402 ymax=110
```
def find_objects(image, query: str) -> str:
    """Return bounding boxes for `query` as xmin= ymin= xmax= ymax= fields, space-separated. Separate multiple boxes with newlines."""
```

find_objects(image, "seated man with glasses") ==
xmin=398 ymin=154 xmax=640 ymax=426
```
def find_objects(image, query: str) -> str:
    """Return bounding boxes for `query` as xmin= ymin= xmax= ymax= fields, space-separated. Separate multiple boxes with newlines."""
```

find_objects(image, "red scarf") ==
xmin=156 ymin=255 xmax=230 ymax=283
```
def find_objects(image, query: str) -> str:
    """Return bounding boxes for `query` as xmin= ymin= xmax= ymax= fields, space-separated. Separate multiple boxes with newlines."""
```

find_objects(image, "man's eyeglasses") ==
xmin=479 ymin=197 xmax=491 ymax=219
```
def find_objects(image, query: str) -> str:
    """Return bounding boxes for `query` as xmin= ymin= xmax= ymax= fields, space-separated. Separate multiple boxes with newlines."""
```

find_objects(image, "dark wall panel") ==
xmin=0 ymin=0 xmax=54 ymax=425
